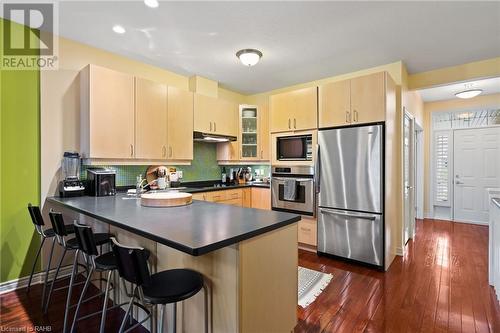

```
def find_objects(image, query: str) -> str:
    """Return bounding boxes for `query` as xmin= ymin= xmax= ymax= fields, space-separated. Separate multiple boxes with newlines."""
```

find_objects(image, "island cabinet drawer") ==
xmin=298 ymin=218 xmax=317 ymax=246
xmin=225 ymin=189 xmax=243 ymax=200
xmin=222 ymin=197 xmax=243 ymax=206
xmin=206 ymin=191 xmax=227 ymax=202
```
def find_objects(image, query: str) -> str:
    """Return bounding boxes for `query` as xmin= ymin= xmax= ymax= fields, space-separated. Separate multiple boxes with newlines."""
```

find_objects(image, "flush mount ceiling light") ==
xmin=112 ymin=25 xmax=126 ymax=34
xmin=236 ymin=49 xmax=263 ymax=67
xmin=455 ymin=89 xmax=483 ymax=99
xmin=144 ymin=0 xmax=159 ymax=8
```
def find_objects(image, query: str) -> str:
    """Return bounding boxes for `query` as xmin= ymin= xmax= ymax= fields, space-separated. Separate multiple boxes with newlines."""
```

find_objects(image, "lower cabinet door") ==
xmin=298 ymin=218 xmax=317 ymax=246
xmin=317 ymin=207 xmax=383 ymax=266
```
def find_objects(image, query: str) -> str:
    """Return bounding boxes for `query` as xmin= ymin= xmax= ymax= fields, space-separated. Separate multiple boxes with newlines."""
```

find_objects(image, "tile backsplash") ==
xmin=81 ymin=142 xmax=270 ymax=187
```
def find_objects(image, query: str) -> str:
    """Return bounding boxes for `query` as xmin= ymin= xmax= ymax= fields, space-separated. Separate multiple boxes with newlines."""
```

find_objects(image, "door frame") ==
xmin=402 ymin=109 xmax=416 ymax=251
xmin=415 ymin=122 xmax=424 ymax=223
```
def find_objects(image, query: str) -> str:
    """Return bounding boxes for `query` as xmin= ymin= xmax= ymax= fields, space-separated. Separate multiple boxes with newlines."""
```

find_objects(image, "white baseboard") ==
xmin=0 ymin=265 xmax=73 ymax=295
xmin=396 ymin=247 xmax=404 ymax=256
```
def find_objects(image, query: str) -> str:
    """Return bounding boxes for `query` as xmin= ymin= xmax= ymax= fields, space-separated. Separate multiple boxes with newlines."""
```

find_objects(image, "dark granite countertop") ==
xmin=181 ymin=181 xmax=270 ymax=193
xmin=47 ymin=194 xmax=298 ymax=256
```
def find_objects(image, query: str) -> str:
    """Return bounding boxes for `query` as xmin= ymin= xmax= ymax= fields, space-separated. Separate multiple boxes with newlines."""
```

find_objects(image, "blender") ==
xmin=58 ymin=151 xmax=85 ymax=197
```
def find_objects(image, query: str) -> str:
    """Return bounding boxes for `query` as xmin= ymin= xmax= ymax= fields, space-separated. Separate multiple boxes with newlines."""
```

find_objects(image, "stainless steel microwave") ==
xmin=276 ymin=134 xmax=313 ymax=161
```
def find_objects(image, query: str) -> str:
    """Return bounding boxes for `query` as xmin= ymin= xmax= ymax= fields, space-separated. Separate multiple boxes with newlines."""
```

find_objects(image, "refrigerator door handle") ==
xmin=319 ymin=208 xmax=376 ymax=220
xmin=314 ymin=144 xmax=320 ymax=194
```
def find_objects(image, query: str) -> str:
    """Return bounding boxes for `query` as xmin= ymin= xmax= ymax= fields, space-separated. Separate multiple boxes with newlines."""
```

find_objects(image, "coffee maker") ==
xmin=58 ymin=151 xmax=85 ymax=197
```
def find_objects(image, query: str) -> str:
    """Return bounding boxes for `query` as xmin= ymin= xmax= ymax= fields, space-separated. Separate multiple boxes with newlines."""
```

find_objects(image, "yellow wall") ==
xmin=409 ymin=57 xmax=500 ymax=90
xmin=422 ymin=93 xmax=500 ymax=215
xmin=40 ymin=36 xmax=247 ymax=204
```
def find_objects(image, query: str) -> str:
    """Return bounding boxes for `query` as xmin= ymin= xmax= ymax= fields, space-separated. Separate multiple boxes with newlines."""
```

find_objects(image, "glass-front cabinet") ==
xmin=240 ymin=105 xmax=259 ymax=159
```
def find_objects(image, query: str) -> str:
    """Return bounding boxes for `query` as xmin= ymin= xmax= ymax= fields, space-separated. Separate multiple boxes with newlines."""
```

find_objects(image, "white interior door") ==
xmin=454 ymin=127 xmax=500 ymax=224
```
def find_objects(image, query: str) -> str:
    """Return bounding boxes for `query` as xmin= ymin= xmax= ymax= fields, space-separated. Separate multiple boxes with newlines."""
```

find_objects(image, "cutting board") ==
xmin=141 ymin=192 xmax=192 ymax=208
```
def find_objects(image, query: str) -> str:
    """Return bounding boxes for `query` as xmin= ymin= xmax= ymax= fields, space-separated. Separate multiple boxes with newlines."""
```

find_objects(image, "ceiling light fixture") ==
xmin=112 ymin=25 xmax=126 ymax=34
xmin=144 ymin=0 xmax=159 ymax=8
xmin=236 ymin=49 xmax=263 ymax=67
xmin=455 ymin=89 xmax=482 ymax=99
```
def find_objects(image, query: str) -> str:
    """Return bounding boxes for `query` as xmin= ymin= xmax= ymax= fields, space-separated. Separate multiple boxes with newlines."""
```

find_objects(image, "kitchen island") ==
xmin=46 ymin=194 xmax=300 ymax=333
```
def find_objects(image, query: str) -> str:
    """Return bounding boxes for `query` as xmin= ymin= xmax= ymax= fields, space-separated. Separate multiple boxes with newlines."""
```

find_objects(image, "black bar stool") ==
xmin=26 ymin=204 xmax=75 ymax=309
xmin=111 ymin=238 xmax=209 ymax=333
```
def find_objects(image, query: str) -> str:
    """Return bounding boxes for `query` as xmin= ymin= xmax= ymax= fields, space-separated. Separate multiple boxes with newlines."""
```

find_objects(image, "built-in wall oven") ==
xmin=271 ymin=166 xmax=315 ymax=216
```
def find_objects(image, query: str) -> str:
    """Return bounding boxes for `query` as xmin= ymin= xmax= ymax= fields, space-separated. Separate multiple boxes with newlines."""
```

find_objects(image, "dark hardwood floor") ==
xmin=296 ymin=219 xmax=500 ymax=333
xmin=1 ymin=219 xmax=499 ymax=332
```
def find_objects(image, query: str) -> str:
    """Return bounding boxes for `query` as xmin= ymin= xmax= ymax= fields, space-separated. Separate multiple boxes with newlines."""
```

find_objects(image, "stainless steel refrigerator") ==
xmin=316 ymin=124 xmax=384 ymax=268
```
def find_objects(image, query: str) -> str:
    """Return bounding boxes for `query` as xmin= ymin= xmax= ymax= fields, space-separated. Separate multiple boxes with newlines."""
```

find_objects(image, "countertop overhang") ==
xmin=47 ymin=194 xmax=299 ymax=256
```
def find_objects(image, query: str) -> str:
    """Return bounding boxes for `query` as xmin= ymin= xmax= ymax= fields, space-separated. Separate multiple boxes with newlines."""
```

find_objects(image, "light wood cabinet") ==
xmin=167 ymin=86 xmax=193 ymax=160
xmin=270 ymin=87 xmax=317 ymax=133
xmin=191 ymin=187 xmax=268 ymax=209
xmin=218 ymin=104 xmax=270 ymax=162
xmin=318 ymin=79 xmax=350 ymax=127
xmin=259 ymin=103 xmax=270 ymax=160
xmin=135 ymin=77 xmax=168 ymax=160
xmin=81 ymin=64 xmax=135 ymax=159
xmin=242 ymin=188 xmax=252 ymax=208
xmin=251 ymin=188 xmax=271 ymax=210
xmin=350 ymin=72 xmax=386 ymax=124
xmin=194 ymin=94 xmax=237 ymax=136
xmin=298 ymin=218 xmax=317 ymax=247
xmin=319 ymin=71 xmax=387 ymax=128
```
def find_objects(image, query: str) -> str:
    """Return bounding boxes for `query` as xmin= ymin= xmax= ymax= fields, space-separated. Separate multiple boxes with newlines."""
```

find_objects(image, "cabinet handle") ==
xmin=346 ymin=111 xmax=350 ymax=123
xmin=353 ymin=110 xmax=358 ymax=122
xmin=261 ymin=150 xmax=263 ymax=159
xmin=300 ymin=227 xmax=312 ymax=232
xmin=240 ymin=150 xmax=242 ymax=159
xmin=214 ymin=122 xmax=217 ymax=132
xmin=209 ymin=122 xmax=212 ymax=132
xmin=130 ymin=144 xmax=134 ymax=157
xmin=288 ymin=118 xmax=291 ymax=129
xmin=169 ymin=146 xmax=173 ymax=158
xmin=162 ymin=146 xmax=166 ymax=158
xmin=294 ymin=118 xmax=296 ymax=129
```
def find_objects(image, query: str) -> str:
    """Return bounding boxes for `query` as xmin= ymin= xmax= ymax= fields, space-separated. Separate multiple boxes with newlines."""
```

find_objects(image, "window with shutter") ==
xmin=434 ymin=130 xmax=452 ymax=206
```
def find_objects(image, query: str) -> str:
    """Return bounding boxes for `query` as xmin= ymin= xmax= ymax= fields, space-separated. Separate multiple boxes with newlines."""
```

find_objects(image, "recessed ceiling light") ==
xmin=144 ymin=0 xmax=159 ymax=8
xmin=455 ymin=89 xmax=482 ymax=99
xmin=112 ymin=25 xmax=126 ymax=34
xmin=236 ymin=49 xmax=263 ymax=67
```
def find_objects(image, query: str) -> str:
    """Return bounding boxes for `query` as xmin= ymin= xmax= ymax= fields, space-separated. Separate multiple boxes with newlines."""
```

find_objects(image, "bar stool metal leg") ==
xmin=203 ymin=283 xmax=210 ymax=333
xmin=158 ymin=304 xmax=165 ymax=333
xmin=99 ymin=270 xmax=113 ymax=333
xmin=63 ymin=250 xmax=80 ymax=333
xmin=26 ymin=237 xmax=45 ymax=293
xmin=172 ymin=302 xmax=177 ymax=333
xmin=43 ymin=247 xmax=67 ymax=314
xmin=70 ymin=266 xmax=94 ymax=333
xmin=41 ymin=237 xmax=56 ymax=308
xmin=119 ymin=286 xmax=137 ymax=333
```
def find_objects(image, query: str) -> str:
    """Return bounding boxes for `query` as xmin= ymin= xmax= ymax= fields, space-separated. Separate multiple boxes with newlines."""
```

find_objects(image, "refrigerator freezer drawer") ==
xmin=317 ymin=208 xmax=383 ymax=266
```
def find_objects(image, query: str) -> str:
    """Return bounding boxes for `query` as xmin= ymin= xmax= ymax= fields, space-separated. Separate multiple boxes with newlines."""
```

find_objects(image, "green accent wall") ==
xmin=0 ymin=19 xmax=41 ymax=282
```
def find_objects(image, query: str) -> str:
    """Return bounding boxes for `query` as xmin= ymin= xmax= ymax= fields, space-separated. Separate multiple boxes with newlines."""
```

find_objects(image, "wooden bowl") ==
xmin=141 ymin=192 xmax=192 ymax=208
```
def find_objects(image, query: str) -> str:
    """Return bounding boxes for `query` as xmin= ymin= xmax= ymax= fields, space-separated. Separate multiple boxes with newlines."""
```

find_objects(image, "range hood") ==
xmin=193 ymin=131 xmax=237 ymax=143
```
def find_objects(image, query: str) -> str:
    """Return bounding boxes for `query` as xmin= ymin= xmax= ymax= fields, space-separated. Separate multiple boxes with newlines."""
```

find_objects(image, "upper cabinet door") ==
xmin=168 ymin=87 xmax=193 ymax=160
xmin=193 ymin=93 xmax=216 ymax=133
xmin=84 ymin=65 xmax=135 ymax=159
xmin=270 ymin=87 xmax=317 ymax=133
xmin=135 ymin=77 xmax=168 ymax=160
xmin=319 ymin=80 xmax=351 ymax=128
xmin=350 ymin=72 xmax=386 ymax=124
xmin=270 ymin=92 xmax=293 ymax=132
xmin=214 ymin=99 xmax=237 ymax=136
xmin=291 ymin=87 xmax=318 ymax=131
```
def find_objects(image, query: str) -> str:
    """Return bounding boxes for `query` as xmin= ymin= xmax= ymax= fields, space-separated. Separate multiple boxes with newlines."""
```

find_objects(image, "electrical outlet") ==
xmin=177 ymin=171 xmax=183 ymax=179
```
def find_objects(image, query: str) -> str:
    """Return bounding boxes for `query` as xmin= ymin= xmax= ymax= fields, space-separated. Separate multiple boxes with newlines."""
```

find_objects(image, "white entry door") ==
xmin=454 ymin=127 xmax=500 ymax=224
